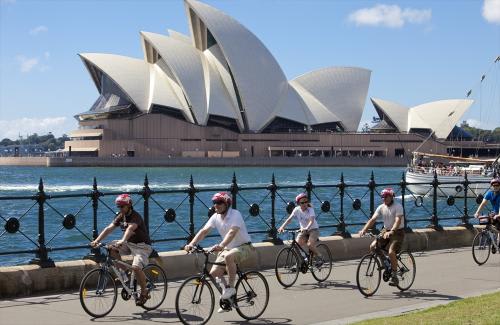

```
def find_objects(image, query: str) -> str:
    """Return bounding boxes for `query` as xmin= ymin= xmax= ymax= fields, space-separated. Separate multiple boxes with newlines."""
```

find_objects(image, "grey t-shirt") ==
xmin=373 ymin=201 xmax=404 ymax=230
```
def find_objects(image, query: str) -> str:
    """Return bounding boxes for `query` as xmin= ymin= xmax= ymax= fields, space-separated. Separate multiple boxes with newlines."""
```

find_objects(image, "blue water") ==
xmin=0 ymin=166 xmax=475 ymax=266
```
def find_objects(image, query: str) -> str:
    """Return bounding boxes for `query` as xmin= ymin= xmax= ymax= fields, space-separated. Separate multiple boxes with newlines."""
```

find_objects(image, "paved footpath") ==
xmin=1 ymin=247 xmax=499 ymax=325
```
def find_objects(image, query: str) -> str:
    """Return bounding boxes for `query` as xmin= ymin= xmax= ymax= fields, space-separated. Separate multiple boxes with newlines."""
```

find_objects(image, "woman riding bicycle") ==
xmin=278 ymin=193 xmax=322 ymax=259
xmin=90 ymin=194 xmax=153 ymax=306
xmin=474 ymin=178 xmax=500 ymax=230
xmin=358 ymin=188 xmax=404 ymax=287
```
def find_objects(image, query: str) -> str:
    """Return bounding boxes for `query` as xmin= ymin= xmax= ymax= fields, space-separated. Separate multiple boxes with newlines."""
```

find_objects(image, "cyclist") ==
xmin=184 ymin=192 xmax=254 ymax=311
xmin=358 ymin=188 xmax=404 ymax=286
xmin=474 ymin=177 xmax=500 ymax=234
xmin=90 ymin=194 xmax=153 ymax=306
xmin=277 ymin=193 xmax=322 ymax=260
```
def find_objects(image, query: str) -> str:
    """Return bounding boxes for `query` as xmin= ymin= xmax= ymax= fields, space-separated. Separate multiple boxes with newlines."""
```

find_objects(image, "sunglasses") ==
xmin=212 ymin=200 xmax=226 ymax=205
xmin=299 ymin=200 xmax=308 ymax=205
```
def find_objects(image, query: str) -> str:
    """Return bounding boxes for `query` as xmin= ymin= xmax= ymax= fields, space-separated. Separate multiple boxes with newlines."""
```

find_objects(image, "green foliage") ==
xmin=355 ymin=291 xmax=500 ymax=324
xmin=460 ymin=121 xmax=500 ymax=142
xmin=0 ymin=133 xmax=69 ymax=151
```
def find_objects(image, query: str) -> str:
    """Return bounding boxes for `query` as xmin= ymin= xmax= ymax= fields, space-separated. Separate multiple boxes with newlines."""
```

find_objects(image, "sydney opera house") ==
xmin=65 ymin=0 xmax=483 ymax=161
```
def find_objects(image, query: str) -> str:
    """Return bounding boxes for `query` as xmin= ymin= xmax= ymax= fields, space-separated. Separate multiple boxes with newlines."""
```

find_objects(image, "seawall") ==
xmin=0 ymin=156 xmax=407 ymax=167
xmin=0 ymin=227 xmax=478 ymax=298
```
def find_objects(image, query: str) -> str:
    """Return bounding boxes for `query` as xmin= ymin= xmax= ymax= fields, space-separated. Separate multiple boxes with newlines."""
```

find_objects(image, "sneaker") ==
xmin=217 ymin=307 xmax=230 ymax=313
xmin=388 ymin=272 xmax=399 ymax=286
xmin=221 ymin=287 xmax=236 ymax=300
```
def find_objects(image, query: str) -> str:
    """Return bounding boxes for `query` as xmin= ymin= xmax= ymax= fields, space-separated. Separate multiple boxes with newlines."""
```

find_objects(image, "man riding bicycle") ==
xmin=184 ymin=192 xmax=255 ymax=312
xmin=278 ymin=192 xmax=322 ymax=259
xmin=358 ymin=188 xmax=404 ymax=286
xmin=474 ymin=178 xmax=500 ymax=233
xmin=90 ymin=194 xmax=153 ymax=306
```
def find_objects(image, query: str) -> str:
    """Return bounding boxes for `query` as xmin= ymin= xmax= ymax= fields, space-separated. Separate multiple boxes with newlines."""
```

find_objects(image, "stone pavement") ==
xmin=1 ymin=247 xmax=499 ymax=325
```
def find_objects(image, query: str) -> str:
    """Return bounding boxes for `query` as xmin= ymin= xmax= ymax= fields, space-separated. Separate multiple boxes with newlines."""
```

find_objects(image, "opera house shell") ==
xmin=65 ymin=0 xmax=474 ymax=161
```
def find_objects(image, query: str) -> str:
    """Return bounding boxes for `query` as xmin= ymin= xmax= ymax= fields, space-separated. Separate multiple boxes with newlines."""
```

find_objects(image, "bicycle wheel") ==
xmin=311 ymin=243 xmax=333 ymax=282
xmin=356 ymin=254 xmax=381 ymax=297
xmin=275 ymin=247 xmax=300 ymax=288
xmin=175 ymin=276 xmax=215 ymax=325
xmin=141 ymin=263 xmax=168 ymax=310
xmin=235 ymin=270 xmax=270 ymax=320
xmin=472 ymin=231 xmax=491 ymax=265
xmin=396 ymin=251 xmax=416 ymax=291
xmin=79 ymin=268 xmax=117 ymax=318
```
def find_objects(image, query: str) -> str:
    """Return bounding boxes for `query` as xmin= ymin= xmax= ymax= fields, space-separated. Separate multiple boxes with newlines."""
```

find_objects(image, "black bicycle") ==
xmin=274 ymin=230 xmax=333 ymax=288
xmin=356 ymin=234 xmax=416 ymax=297
xmin=175 ymin=245 xmax=269 ymax=325
xmin=79 ymin=242 xmax=167 ymax=318
xmin=472 ymin=214 xmax=500 ymax=265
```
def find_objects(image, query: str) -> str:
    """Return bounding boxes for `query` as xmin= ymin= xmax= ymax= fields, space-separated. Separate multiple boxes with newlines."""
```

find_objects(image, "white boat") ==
xmin=405 ymin=153 xmax=499 ymax=197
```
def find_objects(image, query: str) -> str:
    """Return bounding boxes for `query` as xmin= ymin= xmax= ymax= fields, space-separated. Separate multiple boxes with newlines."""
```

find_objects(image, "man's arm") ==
xmin=218 ymin=226 xmax=239 ymax=249
xmin=278 ymin=215 xmax=294 ymax=233
xmin=185 ymin=227 xmax=211 ymax=250
xmin=359 ymin=215 xmax=377 ymax=236
xmin=474 ymin=199 xmax=488 ymax=217
xmin=91 ymin=222 xmax=117 ymax=246
xmin=115 ymin=222 xmax=137 ymax=245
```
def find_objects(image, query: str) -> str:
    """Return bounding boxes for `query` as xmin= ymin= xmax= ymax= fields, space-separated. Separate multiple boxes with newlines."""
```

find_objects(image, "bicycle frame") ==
xmin=285 ymin=231 xmax=314 ymax=265
xmin=98 ymin=245 xmax=139 ymax=297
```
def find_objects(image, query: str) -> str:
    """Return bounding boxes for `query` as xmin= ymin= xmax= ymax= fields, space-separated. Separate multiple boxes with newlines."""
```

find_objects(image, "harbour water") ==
xmin=0 ymin=166 xmax=480 ymax=266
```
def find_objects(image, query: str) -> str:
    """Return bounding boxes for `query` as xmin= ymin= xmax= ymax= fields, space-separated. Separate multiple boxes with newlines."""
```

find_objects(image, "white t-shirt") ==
xmin=290 ymin=206 xmax=319 ymax=230
xmin=203 ymin=208 xmax=251 ymax=249
xmin=373 ymin=201 xmax=404 ymax=230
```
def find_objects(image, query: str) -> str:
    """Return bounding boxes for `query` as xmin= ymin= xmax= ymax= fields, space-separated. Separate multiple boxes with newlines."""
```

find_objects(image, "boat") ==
xmin=406 ymin=152 xmax=499 ymax=197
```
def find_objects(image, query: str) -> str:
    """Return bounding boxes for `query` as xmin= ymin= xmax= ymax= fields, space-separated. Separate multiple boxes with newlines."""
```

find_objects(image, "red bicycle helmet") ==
xmin=211 ymin=192 xmax=232 ymax=206
xmin=295 ymin=193 xmax=308 ymax=204
xmin=115 ymin=194 xmax=132 ymax=206
xmin=381 ymin=188 xmax=395 ymax=198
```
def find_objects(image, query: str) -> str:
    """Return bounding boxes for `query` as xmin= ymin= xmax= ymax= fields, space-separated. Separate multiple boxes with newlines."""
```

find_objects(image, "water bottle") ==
xmin=383 ymin=258 xmax=391 ymax=271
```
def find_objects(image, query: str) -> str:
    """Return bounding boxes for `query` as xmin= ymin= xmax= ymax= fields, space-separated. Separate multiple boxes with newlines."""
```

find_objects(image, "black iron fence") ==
xmin=0 ymin=171 xmax=492 ymax=267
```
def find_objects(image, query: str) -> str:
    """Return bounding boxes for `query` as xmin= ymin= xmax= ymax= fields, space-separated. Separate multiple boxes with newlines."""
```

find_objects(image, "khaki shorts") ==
xmin=215 ymin=243 xmax=255 ymax=265
xmin=377 ymin=229 xmax=405 ymax=253
xmin=110 ymin=240 xmax=152 ymax=268
xmin=297 ymin=228 xmax=320 ymax=243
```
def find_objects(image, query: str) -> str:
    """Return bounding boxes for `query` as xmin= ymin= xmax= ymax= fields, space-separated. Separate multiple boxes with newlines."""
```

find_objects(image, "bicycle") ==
xmin=356 ymin=233 xmax=416 ymax=297
xmin=175 ymin=245 xmax=269 ymax=325
xmin=274 ymin=230 xmax=333 ymax=288
xmin=472 ymin=213 xmax=500 ymax=265
xmin=79 ymin=242 xmax=168 ymax=318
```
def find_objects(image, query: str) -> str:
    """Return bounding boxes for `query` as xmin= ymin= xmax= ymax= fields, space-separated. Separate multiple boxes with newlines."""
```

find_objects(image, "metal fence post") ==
xmin=367 ymin=171 xmax=379 ymax=234
xmin=427 ymin=171 xmax=443 ymax=230
xmin=230 ymin=172 xmax=238 ymax=210
xmin=305 ymin=171 xmax=313 ymax=201
xmin=458 ymin=171 xmax=473 ymax=229
xmin=142 ymin=174 xmax=151 ymax=233
xmin=30 ymin=178 xmax=54 ymax=267
xmin=401 ymin=172 xmax=412 ymax=232
xmin=187 ymin=175 xmax=196 ymax=245
xmin=333 ymin=173 xmax=351 ymax=238
xmin=265 ymin=174 xmax=283 ymax=244
xmin=84 ymin=177 xmax=103 ymax=261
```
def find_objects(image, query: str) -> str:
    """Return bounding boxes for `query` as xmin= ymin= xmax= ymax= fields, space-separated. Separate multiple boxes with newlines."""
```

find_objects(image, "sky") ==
xmin=0 ymin=0 xmax=499 ymax=140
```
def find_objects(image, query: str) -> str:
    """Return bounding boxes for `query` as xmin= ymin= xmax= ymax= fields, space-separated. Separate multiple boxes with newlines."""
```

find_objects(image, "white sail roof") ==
xmin=185 ymin=0 xmax=288 ymax=131
xmin=370 ymin=97 xmax=409 ymax=132
xmin=292 ymin=67 xmax=371 ymax=131
xmin=79 ymin=53 xmax=150 ymax=113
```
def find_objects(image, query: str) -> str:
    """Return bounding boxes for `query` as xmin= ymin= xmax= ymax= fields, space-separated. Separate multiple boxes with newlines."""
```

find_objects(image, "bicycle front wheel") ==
xmin=141 ymin=263 xmax=168 ymax=310
xmin=235 ymin=270 xmax=269 ymax=320
xmin=396 ymin=251 xmax=416 ymax=291
xmin=311 ymin=243 xmax=333 ymax=282
xmin=472 ymin=231 xmax=491 ymax=265
xmin=356 ymin=254 xmax=381 ymax=297
xmin=79 ymin=268 xmax=117 ymax=318
xmin=175 ymin=276 xmax=215 ymax=325
xmin=275 ymin=247 xmax=300 ymax=288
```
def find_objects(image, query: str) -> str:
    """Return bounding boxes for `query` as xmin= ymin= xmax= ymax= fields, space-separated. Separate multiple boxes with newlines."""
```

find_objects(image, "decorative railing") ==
xmin=0 ymin=171 xmax=492 ymax=267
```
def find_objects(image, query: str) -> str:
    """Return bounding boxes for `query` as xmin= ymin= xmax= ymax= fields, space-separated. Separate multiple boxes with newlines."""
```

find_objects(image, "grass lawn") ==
xmin=354 ymin=291 xmax=500 ymax=325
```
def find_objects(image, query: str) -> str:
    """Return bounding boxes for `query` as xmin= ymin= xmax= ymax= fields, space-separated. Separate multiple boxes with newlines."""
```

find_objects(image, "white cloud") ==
xmin=0 ymin=117 xmax=76 ymax=140
xmin=29 ymin=25 xmax=48 ymax=36
xmin=348 ymin=4 xmax=431 ymax=28
xmin=16 ymin=55 xmax=39 ymax=73
xmin=483 ymin=0 xmax=500 ymax=24
xmin=466 ymin=119 xmax=481 ymax=128
xmin=1 ymin=0 xmax=17 ymax=5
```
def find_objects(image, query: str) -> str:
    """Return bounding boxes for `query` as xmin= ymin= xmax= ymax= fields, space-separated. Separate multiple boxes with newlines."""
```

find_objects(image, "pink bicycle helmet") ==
xmin=115 ymin=194 xmax=132 ymax=206
xmin=295 ymin=193 xmax=308 ymax=203
xmin=211 ymin=192 xmax=232 ymax=206
xmin=381 ymin=188 xmax=395 ymax=198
